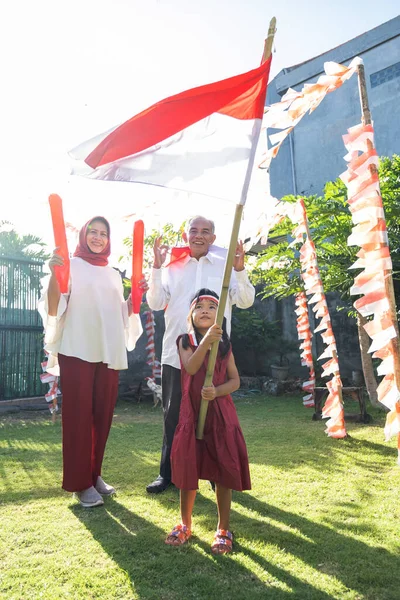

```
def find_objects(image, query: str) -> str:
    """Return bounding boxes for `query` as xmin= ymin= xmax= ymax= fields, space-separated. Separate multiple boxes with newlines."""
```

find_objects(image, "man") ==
xmin=146 ymin=215 xmax=255 ymax=493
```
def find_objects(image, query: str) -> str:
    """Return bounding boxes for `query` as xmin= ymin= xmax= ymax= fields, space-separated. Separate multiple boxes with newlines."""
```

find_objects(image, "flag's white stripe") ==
xmin=70 ymin=113 xmax=261 ymax=204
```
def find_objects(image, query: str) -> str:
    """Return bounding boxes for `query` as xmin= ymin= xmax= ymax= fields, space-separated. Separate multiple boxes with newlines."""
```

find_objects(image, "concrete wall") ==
xmin=267 ymin=16 xmax=400 ymax=199
xmin=122 ymin=290 xmax=362 ymax=391
xmin=255 ymin=292 xmax=361 ymax=384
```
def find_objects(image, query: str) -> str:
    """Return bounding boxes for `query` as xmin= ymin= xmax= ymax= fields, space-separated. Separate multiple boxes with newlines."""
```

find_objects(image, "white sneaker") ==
xmin=77 ymin=486 xmax=104 ymax=508
xmin=95 ymin=476 xmax=116 ymax=496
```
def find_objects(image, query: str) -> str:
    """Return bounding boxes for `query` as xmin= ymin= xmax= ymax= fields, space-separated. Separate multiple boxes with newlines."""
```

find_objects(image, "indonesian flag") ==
xmin=69 ymin=56 xmax=272 ymax=205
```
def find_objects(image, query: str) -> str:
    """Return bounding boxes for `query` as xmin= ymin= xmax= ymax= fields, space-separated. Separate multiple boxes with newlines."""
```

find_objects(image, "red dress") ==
xmin=171 ymin=337 xmax=251 ymax=491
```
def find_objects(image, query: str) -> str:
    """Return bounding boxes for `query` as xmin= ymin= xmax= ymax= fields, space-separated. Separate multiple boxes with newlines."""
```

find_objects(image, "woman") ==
xmin=39 ymin=216 xmax=145 ymax=507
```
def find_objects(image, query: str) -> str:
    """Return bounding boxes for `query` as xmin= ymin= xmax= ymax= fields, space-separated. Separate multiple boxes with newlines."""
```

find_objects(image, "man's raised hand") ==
xmin=153 ymin=236 xmax=170 ymax=269
xmin=233 ymin=240 xmax=245 ymax=272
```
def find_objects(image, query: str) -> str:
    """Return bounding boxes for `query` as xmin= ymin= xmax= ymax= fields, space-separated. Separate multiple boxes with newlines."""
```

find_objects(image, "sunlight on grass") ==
xmin=130 ymin=449 xmax=160 ymax=466
xmin=1 ymin=395 xmax=400 ymax=599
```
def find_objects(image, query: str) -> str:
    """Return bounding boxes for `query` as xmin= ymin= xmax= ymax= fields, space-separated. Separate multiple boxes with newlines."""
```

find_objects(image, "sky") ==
xmin=1 ymin=0 xmax=399 ymax=263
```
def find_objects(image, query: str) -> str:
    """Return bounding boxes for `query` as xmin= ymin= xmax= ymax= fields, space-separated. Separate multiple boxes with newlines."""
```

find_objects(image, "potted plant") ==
xmin=270 ymin=338 xmax=299 ymax=381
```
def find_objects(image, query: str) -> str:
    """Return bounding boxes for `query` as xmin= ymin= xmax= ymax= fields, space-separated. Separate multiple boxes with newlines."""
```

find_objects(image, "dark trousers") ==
xmin=59 ymin=354 xmax=119 ymax=492
xmin=159 ymin=365 xmax=182 ymax=480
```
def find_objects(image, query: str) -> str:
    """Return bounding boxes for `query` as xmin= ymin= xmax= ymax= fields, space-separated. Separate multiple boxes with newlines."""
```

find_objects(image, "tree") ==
xmin=251 ymin=155 xmax=400 ymax=407
xmin=0 ymin=221 xmax=49 ymax=260
xmin=0 ymin=221 xmax=49 ymax=310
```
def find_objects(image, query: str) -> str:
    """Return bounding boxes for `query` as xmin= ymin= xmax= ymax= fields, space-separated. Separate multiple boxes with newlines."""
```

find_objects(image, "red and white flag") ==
xmin=69 ymin=57 xmax=271 ymax=205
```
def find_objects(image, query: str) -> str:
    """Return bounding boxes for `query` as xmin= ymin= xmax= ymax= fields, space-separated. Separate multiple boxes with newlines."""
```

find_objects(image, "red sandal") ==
xmin=211 ymin=529 xmax=233 ymax=555
xmin=165 ymin=524 xmax=191 ymax=546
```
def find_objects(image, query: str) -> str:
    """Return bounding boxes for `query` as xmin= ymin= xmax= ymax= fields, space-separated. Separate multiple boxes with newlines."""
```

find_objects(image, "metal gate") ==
xmin=0 ymin=256 xmax=45 ymax=400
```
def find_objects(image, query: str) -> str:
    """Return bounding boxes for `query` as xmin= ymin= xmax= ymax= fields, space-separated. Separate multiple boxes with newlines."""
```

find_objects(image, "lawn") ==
xmin=0 ymin=394 xmax=399 ymax=600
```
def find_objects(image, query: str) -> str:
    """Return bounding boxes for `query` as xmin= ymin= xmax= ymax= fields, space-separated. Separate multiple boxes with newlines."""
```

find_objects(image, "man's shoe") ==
xmin=146 ymin=476 xmax=171 ymax=494
xmin=95 ymin=476 xmax=116 ymax=496
xmin=77 ymin=486 xmax=104 ymax=508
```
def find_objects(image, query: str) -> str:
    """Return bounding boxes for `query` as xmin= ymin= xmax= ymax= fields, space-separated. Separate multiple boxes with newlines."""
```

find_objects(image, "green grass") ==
xmin=0 ymin=394 xmax=399 ymax=600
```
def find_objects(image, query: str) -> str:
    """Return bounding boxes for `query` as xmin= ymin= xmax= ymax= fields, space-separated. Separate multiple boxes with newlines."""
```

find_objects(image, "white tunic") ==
xmin=146 ymin=245 xmax=255 ymax=369
xmin=38 ymin=257 xmax=143 ymax=374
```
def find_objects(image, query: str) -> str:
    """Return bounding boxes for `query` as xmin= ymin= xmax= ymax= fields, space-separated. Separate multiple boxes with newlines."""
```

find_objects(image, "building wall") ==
xmin=267 ymin=17 xmax=400 ymax=199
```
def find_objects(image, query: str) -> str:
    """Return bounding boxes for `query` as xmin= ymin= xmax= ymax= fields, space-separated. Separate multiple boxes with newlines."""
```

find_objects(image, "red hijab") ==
xmin=73 ymin=216 xmax=111 ymax=266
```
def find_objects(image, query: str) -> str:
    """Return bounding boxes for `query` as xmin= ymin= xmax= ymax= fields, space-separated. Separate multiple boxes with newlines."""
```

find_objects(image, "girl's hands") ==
xmin=49 ymin=247 xmax=64 ymax=276
xmin=201 ymin=385 xmax=216 ymax=401
xmin=201 ymin=323 xmax=222 ymax=348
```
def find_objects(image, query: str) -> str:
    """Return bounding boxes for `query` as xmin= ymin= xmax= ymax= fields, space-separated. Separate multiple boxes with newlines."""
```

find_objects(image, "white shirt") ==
xmin=147 ymin=245 xmax=255 ymax=369
xmin=38 ymin=257 xmax=143 ymax=374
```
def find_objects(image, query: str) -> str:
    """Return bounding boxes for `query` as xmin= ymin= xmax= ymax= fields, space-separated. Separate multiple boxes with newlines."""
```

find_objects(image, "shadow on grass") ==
xmin=0 ymin=439 xmax=61 ymax=497
xmin=70 ymin=497 xmax=335 ymax=600
xmin=231 ymin=492 xmax=400 ymax=600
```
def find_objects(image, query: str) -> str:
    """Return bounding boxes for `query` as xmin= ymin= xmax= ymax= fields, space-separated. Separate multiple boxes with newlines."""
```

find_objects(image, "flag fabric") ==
xmin=69 ymin=57 xmax=272 ymax=205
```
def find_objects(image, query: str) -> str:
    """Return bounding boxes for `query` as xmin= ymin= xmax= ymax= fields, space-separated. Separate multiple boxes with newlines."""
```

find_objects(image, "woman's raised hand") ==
xmin=139 ymin=277 xmax=149 ymax=295
xmin=153 ymin=236 xmax=169 ymax=269
xmin=49 ymin=247 xmax=64 ymax=275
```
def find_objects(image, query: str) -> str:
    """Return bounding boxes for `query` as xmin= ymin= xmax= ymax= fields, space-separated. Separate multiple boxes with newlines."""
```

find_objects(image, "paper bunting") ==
xmin=295 ymin=291 xmax=315 ymax=407
xmin=261 ymin=57 xmax=362 ymax=169
xmin=257 ymin=53 xmax=399 ymax=455
xmin=292 ymin=200 xmax=346 ymax=437
xmin=143 ymin=310 xmax=162 ymax=405
xmin=40 ymin=350 xmax=60 ymax=414
xmin=340 ymin=122 xmax=400 ymax=457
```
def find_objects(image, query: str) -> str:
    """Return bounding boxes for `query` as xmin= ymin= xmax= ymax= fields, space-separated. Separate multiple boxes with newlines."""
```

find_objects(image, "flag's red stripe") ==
xmin=85 ymin=57 xmax=271 ymax=169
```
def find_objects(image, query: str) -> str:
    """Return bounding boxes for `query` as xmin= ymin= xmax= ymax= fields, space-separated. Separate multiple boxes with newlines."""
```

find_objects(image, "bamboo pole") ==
xmin=356 ymin=64 xmax=400 ymax=389
xmin=196 ymin=17 xmax=277 ymax=440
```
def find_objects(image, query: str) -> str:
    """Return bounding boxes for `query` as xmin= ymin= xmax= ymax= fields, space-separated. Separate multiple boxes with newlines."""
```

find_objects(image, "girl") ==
xmin=166 ymin=288 xmax=251 ymax=554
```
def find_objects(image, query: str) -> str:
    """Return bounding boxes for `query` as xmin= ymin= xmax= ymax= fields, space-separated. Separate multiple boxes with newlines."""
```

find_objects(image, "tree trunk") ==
xmin=357 ymin=311 xmax=381 ymax=408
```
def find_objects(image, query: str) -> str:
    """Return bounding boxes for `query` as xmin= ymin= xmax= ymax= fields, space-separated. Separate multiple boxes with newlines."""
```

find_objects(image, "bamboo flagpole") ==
xmin=196 ymin=17 xmax=277 ymax=440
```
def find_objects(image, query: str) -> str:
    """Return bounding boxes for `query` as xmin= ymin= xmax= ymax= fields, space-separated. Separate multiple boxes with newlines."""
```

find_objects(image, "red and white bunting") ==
xmin=262 ymin=57 xmax=362 ymax=168
xmin=295 ymin=291 xmax=315 ymax=407
xmin=40 ymin=350 xmax=60 ymax=414
xmin=293 ymin=200 xmax=346 ymax=438
xmin=144 ymin=310 xmax=162 ymax=403
xmin=340 ymin=123 xmax=400 ymax=462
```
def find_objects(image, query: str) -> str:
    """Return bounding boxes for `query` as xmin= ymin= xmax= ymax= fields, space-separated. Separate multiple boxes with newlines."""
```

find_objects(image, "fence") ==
xmin=0 ymin=256 xmax=45 ymax=400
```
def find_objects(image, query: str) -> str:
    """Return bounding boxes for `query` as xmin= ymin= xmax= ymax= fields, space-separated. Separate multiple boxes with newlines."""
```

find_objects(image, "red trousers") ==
xmin=58 ymin=354 xmax=119 ymax=492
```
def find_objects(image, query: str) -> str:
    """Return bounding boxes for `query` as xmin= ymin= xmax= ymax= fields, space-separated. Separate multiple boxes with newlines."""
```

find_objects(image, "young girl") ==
xmin=166 ymin=288 xmax=251 ymax=555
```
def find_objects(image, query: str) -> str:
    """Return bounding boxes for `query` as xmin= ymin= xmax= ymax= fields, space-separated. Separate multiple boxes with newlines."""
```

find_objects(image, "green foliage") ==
xmin=231 ymin=307 xmax=281 ymax=353
xmin=252 ymin=155 xmax=400 ymax=312
xmin=379 ymin=155 xmax=400 ymax=262
xmin=250 ymin=241 xmax=302 ymax=299
xmin=231 ymin=307 xmax=298 ymax=373
xmin=0 ymin=222 xmax=48 ymax=312
xmin=0 ymin=221 xmax=49 ymax=261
